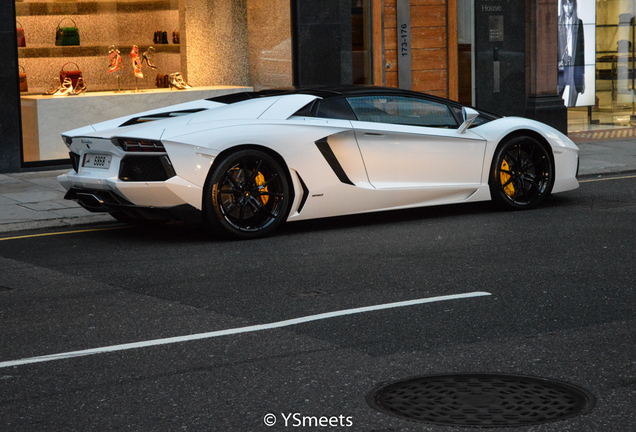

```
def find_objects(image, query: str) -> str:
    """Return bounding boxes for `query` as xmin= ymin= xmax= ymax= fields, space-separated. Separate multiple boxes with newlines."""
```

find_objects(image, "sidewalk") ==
xmin=1 ymin=138 xmax=635 ymax=233
xmin=0 ymin=169 xmax=113 ymax=233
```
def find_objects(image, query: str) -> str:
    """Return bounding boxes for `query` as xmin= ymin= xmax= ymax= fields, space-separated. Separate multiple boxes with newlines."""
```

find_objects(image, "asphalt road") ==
xmin=0 ymin=175 xmax=635 ymax=431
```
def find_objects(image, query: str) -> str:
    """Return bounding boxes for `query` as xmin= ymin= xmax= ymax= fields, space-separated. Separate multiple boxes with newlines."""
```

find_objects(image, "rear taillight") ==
xmin=115 ymin=138 xmax=166 ymax=152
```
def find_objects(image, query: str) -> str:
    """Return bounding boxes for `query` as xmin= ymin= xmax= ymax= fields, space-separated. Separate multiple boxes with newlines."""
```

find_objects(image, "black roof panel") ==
xmin=205 ymin=85 xmax=500 ymax=119
xmin=207 ymin=85 xmax=447 ymax=103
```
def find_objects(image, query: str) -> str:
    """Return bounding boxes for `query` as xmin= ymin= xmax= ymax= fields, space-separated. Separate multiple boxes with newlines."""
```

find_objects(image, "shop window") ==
xmin=595 ymin=0 xmax=636 ymax=121
xmin=15 ymin=0 xmax=291 ymax=165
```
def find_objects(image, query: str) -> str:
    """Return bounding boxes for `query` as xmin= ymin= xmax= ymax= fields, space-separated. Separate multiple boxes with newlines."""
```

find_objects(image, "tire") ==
xmin=489 ymin=135 xmax=554 ymax=210
xmin=202 ymin=150 xmax=292 ymax=239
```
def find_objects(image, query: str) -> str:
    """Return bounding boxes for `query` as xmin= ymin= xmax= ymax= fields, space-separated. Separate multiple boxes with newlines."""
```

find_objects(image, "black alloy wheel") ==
xmin=489 ymin=135 xmax=554 ymax=209
xmin=203 ymin=150 xmax=291 ymax=239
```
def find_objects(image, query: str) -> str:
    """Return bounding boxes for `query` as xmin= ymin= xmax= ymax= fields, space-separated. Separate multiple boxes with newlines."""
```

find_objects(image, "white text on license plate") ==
xmin=82 ymin=154 xmax=112 ymax=169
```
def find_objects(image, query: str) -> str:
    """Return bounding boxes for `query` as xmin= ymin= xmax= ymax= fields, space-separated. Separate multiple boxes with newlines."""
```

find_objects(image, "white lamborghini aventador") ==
xmin=58 ymin=86 xmax=579 ymax=239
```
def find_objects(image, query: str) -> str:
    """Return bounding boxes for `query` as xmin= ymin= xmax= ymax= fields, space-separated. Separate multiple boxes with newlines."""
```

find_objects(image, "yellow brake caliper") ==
xmin=255 ymin=172 xmax=269 ymax=205
xmin=500 ymin=159 xmax=515 ymax=197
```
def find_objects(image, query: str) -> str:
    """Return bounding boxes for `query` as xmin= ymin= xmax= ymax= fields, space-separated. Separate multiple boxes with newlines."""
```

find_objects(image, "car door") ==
xmin=347 ymin=95 xmax=487 ymax=189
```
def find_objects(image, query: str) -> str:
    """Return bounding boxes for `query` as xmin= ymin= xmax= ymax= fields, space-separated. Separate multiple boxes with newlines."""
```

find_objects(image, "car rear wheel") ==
xmin=203 ymin=150 xmax=291 ymax=239
xmin=489 ymin=135 xmax=554 ymax=210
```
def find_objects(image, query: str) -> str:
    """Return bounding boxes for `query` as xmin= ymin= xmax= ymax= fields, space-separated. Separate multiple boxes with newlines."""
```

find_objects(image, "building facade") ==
xmin=2 ymin=0 xmax=634 ymax=173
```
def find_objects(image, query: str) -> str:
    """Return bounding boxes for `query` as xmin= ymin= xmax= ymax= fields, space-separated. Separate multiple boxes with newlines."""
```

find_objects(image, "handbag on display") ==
xmin=59 ymin=62 xmax=83 ymax=88
xmin=19 ymin=65 xmax=28 ymax=93
xmin=17 ymin=20 xmax=26 ymax=47
xmin=155 ymin=73 xmax=170 ymax=88
xmin=55 ymin=18 xmax=80 ymax=46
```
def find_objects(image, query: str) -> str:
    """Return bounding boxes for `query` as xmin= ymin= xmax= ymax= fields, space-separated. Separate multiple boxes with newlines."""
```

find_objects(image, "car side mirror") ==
xmin=457 ymin=107 xmax=479 ymax=134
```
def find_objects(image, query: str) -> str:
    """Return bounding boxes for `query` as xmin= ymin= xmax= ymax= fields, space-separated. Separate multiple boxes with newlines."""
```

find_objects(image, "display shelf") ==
xmin=20 ymin=86 xmax=252 ymax=162
xmin=18 ymin=44 xmax=179 ymax=58
xmin=16 ymin=0 xmax=182 ymax=96
xmin=15 ymin=1 xmax=177 ymax=16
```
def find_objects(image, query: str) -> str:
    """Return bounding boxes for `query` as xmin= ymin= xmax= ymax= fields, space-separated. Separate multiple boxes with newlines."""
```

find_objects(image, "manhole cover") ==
xmin=367 ymin=373 xmax=595 ymax=427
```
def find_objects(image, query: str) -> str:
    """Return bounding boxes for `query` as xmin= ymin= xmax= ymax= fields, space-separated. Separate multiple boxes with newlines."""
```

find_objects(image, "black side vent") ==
xmin=119 ymin=109 xmax=206 ymax=127
xmin=315 ymin=137 xmax=355 ymax=186
xmin=296 ymin=173 xmax=309 ymax=213
xmin=119 ymin=156 xmax=176 ymax=182
xmin=69 ymin=152 xmax=80 ymax=172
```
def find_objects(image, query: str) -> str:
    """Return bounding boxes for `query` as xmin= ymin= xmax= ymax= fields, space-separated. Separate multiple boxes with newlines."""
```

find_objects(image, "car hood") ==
xmin=472 ymin=116 xmax=579 ymax=151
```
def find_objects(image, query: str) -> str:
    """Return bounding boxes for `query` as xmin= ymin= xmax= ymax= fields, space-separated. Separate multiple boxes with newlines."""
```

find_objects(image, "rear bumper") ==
xmin=58 ymin=170 xmax=204 ymax=211
xmin=63 ymin=187 xmax=201 ymax=223
xmin=64 ymin=188 xmax=134 ymax=213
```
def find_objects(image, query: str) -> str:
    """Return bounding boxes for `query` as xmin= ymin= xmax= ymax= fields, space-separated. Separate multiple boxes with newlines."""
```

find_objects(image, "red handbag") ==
xmin=59 ymin=62 xmax=83 ymax=88
xmin=17 ymin=20 xmax=26 ymax=47
xmin=19 ymin=65 xmax=28 ymax=92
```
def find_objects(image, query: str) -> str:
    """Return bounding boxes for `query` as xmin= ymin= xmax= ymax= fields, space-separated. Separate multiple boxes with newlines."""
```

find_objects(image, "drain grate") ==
xmin=367 ymin=373 xmax=595 ymax=427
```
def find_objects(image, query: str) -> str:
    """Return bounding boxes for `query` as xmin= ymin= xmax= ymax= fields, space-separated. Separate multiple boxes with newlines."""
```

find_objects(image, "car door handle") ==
xmin=363 ymin=132 xmax=385 ymax=137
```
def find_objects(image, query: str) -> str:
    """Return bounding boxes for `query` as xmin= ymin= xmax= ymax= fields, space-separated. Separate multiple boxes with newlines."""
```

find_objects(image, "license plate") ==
xmin=82 ymin=154 xmax=112 ymax=169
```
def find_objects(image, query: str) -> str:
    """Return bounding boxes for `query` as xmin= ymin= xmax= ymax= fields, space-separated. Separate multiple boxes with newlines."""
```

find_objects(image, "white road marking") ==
xmin=0 ymin=291 xmax=491 ymax=369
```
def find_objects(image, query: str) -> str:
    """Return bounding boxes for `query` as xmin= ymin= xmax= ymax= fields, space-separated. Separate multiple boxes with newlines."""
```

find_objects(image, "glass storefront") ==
xmin=456 ymin=0 xmax=636 ymax=136
xmin=15 ymin=0 xmax=291 ymax=164
xmin=569 ymin=0 xmax=636 ymax=133
xmin=351 ymin=0 xmax=373 ymax=85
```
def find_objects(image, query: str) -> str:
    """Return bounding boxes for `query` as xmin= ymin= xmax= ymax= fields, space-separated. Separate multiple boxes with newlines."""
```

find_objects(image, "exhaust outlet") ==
xmin=76 ymin=193 xmax=106 ymax=211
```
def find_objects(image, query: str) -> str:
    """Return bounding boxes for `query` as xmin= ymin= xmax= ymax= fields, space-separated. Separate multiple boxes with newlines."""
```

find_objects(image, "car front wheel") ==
xmin=489 ymin=135 xmax=554 ymax=210
xmin=203 ymin=150 xmax=291 ymax=239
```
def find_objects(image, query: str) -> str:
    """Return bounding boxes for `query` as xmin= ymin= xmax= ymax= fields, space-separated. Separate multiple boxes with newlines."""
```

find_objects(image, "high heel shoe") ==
xmin=108 ymin=45 xmax=123 ymax=73
xmin=130 ymin=45 xmax=143 ymax=79
xmin=51 ymin=77 xmax=73 ymax=96
xmin=175 ymin=72 xmax=191 ymax=89
xmin=169 ymin=72 xmax=191 ymax=90
xmin=44 ymin=78 xmax=62 ymax=95
xmin=70 ymin=77 xmax=87 ymax=95
xmin=142 ymin=46 xmax=158 ymax=69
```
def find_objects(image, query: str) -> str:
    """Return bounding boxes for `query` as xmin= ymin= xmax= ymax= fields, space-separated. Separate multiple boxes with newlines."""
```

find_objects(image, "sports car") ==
xmin=57 ymin=86 xmax=579 ymax=239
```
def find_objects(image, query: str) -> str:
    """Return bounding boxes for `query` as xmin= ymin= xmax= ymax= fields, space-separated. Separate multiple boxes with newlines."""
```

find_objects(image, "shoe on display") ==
xmin=70 ymin=77 xmax=87 ymax=95
xmin=142 ymin=46 xmax=158 ymax=69
xmin=108 ymin=45 xmax=123 ymax=73
xmin=130 ymin=45 xmax=143 ymax=79
xmin=169 ymin=72 xmax=191 ymax=90
xmin=44 ymin=78 xmax=62 ymax=95
xmin=51 ymin=77 xmax=73 ymax=96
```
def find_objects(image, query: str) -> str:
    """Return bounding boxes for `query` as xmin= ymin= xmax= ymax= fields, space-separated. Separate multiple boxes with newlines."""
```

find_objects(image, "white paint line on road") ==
xmin=0 ymin=291 xmax=491 ymax=369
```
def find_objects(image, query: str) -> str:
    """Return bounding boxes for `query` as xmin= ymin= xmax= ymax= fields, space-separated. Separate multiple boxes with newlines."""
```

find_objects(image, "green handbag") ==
xmin=55 ymin=18 xmax=80 ymax=46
